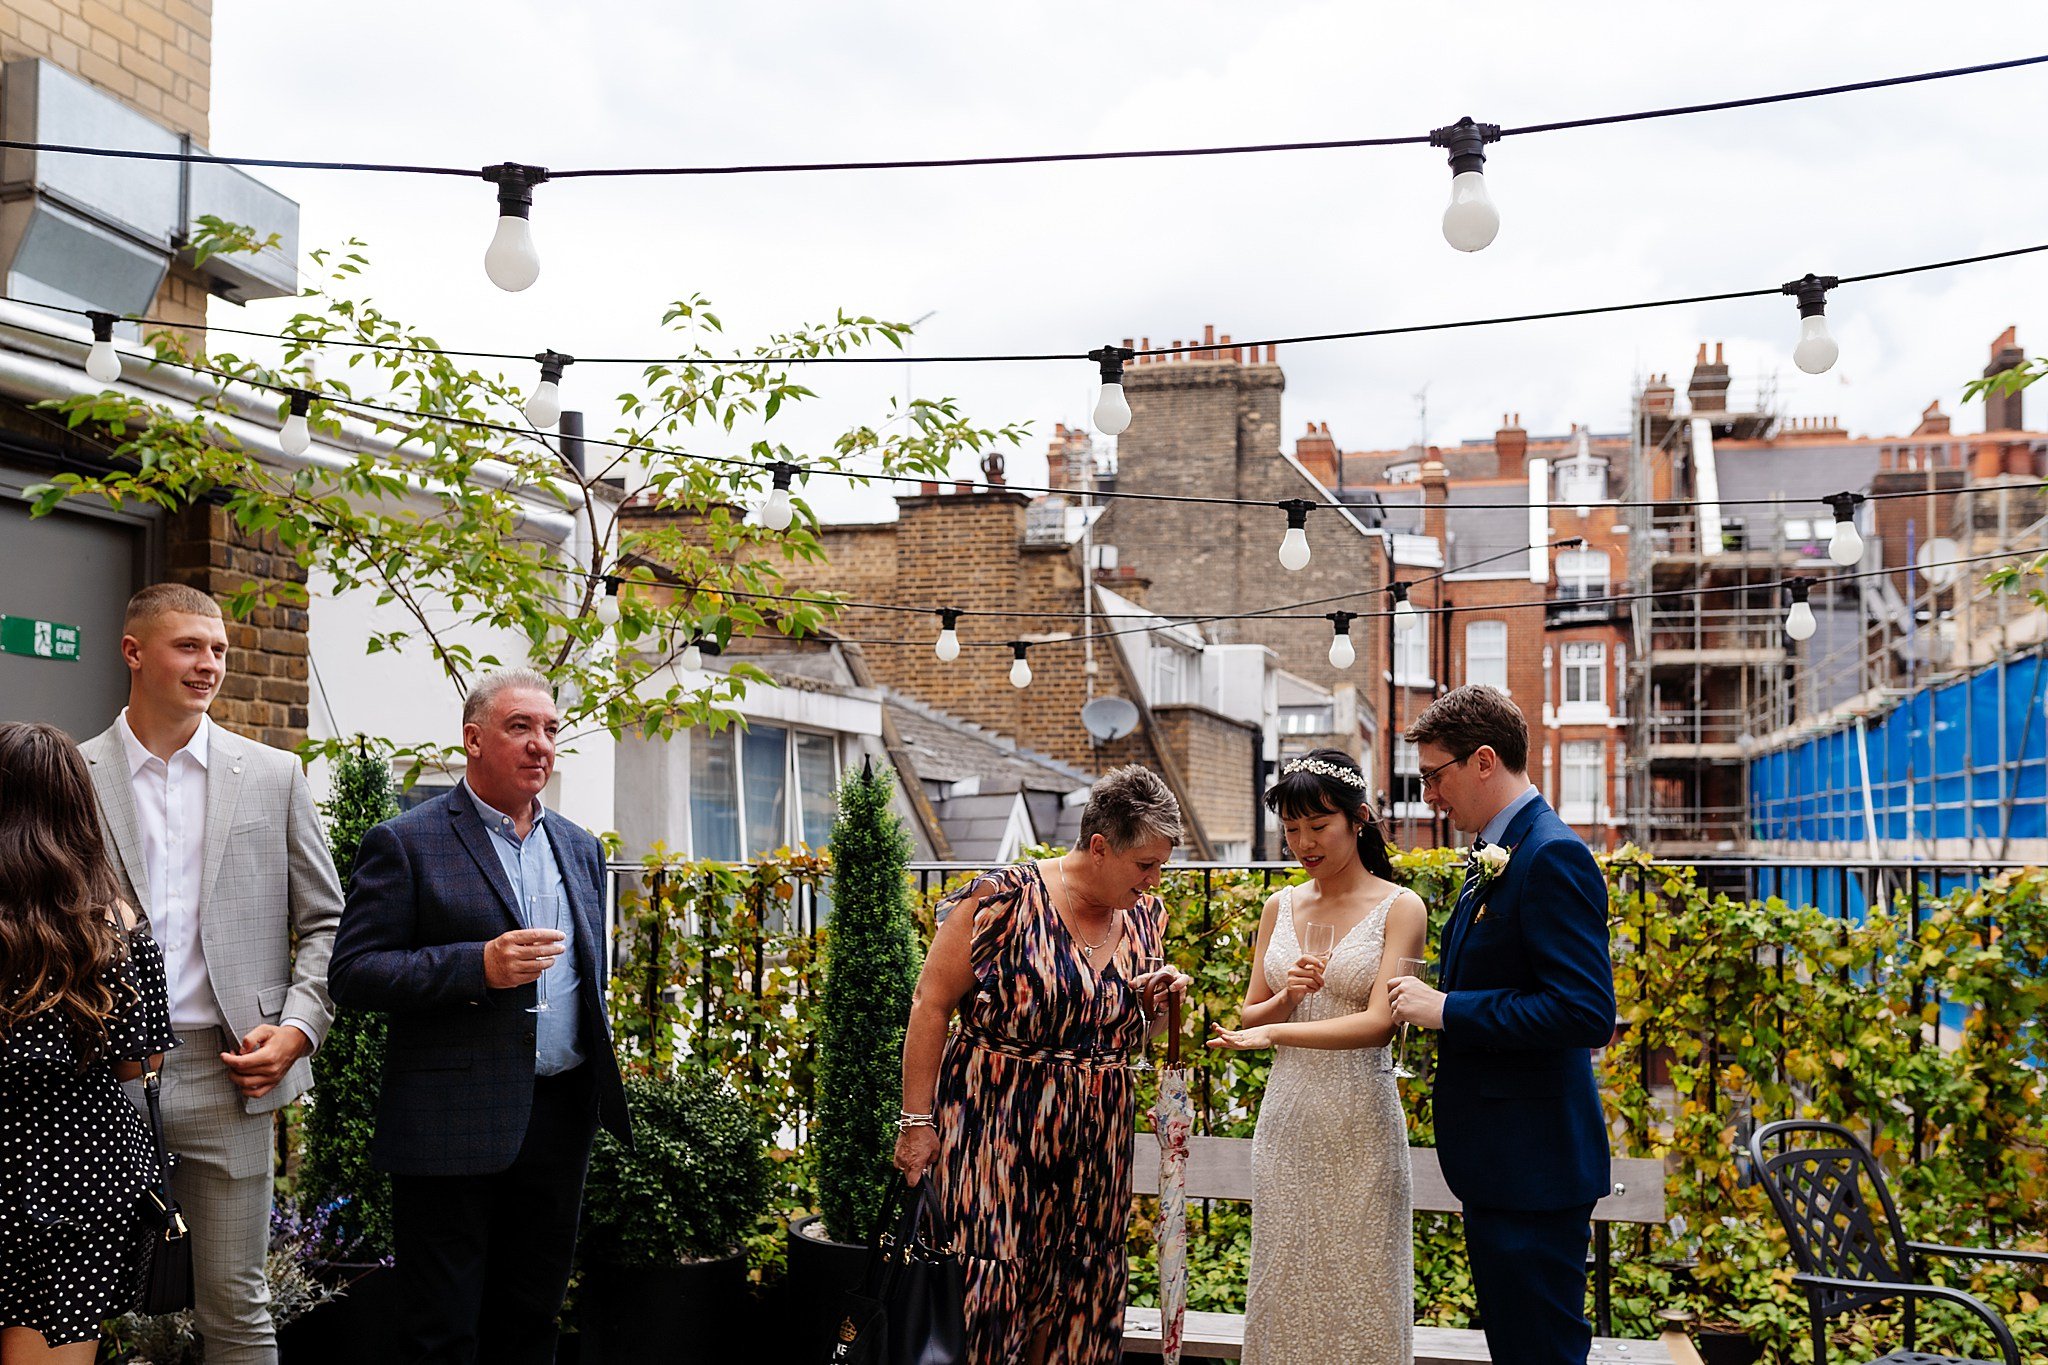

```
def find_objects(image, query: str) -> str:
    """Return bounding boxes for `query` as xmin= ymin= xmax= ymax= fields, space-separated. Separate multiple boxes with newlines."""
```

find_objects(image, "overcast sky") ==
xmin=210 ymin=2 xmax=2048 ymax=522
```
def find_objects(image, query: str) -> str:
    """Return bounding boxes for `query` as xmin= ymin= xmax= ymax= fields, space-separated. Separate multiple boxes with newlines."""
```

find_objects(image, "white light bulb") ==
xmin=1278 ymin=526 xmax=1311 ymax=571
xmin=935 ymin=628 xmax=960 ymax=662
xmin=763 ymin=485 xmax=794 ymax=532
xmin=1328 ymin=633 xmax=1356 ymax=670
xmin=680 ymin=642 xmax=703 ymax=672
xmin=1793 ymin=314 xmax=1839 ymax=375
xmin=1785 ymin=600 xmax=1817 ymax=641
xmin=1009 ymin=655 xmax=1033 ymax=688
xmin=1828 ymin=518 xmax=1863 ymax=567
xmin=279 ymin=412 xmax=311 ymax=456
xmin=1094 ymin=382 xmax=1132 ymax=436
xmin=1441 ymin=171 xmax=1500 ymax=252
xmin=596 ymin=592 xmax=621 ymax=628
xmin=524 ymin=380 xmax=561 ymax=428
xmin=85 ymin=339 xmax=122 ymax=384
xmin=484 ymin=215 xmax=540 ymax=292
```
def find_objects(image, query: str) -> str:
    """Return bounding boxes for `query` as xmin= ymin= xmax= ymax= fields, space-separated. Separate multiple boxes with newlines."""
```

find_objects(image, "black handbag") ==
xmin=827 ymin=1175 xmax=966 ymax=1365
xmin=135 ymin=1069 xmax=195 ymax=1315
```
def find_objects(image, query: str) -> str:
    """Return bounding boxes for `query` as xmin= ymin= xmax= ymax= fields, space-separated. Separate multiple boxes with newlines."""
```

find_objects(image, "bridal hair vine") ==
xmin=1280 ymin=757 xmax=1369 ymax=789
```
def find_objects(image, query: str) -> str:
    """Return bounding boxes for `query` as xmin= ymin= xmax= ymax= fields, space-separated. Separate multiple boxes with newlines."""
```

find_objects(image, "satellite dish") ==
xmin=1916 ymin=537 xmax=1963 ymax=588
xmin=1080 ymin=695 xmax=1139 ymax=744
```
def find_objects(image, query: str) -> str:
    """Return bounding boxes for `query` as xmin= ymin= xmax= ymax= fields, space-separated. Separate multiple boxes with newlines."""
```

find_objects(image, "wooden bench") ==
xmin=1121 ymin=1136 xmax=1698 ymax=1364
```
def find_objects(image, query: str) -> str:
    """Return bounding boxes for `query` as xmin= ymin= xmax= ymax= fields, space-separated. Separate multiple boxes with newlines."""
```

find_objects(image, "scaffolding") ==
xmin=1622 ymin=374 xmax=2048 ymax=861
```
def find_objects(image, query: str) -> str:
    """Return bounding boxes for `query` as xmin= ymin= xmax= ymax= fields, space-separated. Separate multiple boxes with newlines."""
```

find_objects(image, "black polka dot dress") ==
xmin=0 ymin=933 xmax=178 ymax=1347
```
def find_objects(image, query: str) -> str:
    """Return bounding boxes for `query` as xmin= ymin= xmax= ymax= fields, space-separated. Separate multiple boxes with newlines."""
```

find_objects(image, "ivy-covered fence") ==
xmin=604 ymin=847 xmax=2048 ymax=1359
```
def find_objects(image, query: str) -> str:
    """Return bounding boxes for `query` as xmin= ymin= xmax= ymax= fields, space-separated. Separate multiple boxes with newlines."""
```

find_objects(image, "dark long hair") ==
xmin=1263 ymin=747 xmax=1398 ymax=881
xmin=0 ymin=722 xmax=126 ymax=1060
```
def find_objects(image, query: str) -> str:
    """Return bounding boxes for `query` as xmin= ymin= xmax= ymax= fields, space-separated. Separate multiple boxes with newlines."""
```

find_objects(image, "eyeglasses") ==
xmin=1417 ymin=754 xmax=1470 ymax=791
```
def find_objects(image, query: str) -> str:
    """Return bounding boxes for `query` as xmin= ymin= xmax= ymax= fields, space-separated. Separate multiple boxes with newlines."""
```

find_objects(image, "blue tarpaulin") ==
xmin=1751 ymin=651 xmax=2048 ymax=850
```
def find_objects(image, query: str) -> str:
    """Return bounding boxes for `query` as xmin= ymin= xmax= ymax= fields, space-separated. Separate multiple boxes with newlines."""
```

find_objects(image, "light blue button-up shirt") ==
xmin=467 ymin=784 xmax=584 ymax=1076
xmin=1480 ymin=784 xmax=1542 ymax=848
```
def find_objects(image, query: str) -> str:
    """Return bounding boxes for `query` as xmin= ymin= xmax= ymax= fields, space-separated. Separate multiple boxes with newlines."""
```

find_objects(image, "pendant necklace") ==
xmin=1056 ymin=859 xmax=1117 ymax=961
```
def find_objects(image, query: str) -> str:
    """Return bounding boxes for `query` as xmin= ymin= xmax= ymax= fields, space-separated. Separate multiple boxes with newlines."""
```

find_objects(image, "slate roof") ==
xmin=1710 ymin=442 xmax=1885 ymax=542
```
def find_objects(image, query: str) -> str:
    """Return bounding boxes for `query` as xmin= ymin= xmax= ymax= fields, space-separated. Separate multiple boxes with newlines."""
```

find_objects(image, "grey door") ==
xmin=0 ymin=493 xmax=149 ymax=739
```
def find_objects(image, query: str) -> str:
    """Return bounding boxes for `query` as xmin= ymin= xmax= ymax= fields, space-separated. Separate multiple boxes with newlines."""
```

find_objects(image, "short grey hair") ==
xmin=1077 ymin=765 xmax=1183 ymax=852
xmin=462 ymin=668 xmax=554 ymax=728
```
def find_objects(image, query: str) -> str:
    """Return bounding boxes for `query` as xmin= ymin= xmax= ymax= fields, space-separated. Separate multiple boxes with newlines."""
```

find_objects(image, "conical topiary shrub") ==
xmin=298 ymin=740 xmax=401 ymax=1258
xmin=813 ymin=758 xmax=922 ymax=1244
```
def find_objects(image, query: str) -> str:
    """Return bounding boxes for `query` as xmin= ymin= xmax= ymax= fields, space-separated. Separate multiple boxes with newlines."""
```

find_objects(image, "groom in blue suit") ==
xmin=1390 ymin=685 xmax=1616 ymax=1365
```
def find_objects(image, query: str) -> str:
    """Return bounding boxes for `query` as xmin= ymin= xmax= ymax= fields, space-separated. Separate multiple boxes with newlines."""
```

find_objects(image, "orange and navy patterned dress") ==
xmin=932 ymin=862 xmax=1165 ymax=1364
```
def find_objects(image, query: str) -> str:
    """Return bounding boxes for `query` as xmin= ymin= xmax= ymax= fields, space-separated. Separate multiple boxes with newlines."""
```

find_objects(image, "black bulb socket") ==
xmin=1088 ymin=344 xmax=1133 ymax=384
xmin=535 ymin=350 xmax=574 ymax=384
xmin=1781 ymin=273 xmax=1840 ymax=319
xmin=483 ymin=163 xmax=549 ymax=218
xmin=1279 ymin=498 xmax=1315 ymax=530
xmin=1429 ymin=117 xmax=1502 ymax=177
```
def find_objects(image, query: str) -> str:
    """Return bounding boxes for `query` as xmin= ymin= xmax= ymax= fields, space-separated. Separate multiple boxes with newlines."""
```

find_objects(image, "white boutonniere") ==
xmin=1470 ymin=843 xmax=1512 ymax=883
xmin=1467 ymin=843 xmax=1512 ymax=921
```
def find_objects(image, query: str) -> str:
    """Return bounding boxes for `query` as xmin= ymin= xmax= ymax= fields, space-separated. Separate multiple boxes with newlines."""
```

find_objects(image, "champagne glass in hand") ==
xmin=1131 ymin=954 xmax=1166 ymax=1073
xmin=527 ymin=892 xmax=565 ymax=1015
xmin=1300 ymin=920 xmax=1337 ymax=965
xmin=1389 ymin=956 xmax=1431 ymax=1077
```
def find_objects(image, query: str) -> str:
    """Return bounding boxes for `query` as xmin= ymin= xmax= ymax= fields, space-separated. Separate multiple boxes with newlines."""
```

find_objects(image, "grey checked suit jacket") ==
xmin=81 ymin=720 xmax=344 ymax=1114
xmin=327 ymin=788 xmax=631 ymax=1177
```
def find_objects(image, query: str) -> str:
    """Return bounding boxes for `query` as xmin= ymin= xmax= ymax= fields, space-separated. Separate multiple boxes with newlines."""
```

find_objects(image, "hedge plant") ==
xmin=581 ymin=1070 xmax=771 ymax=1266
xmin=296 ymin=740 xmax=400 ymax=1259
xmin=814 ymin=759 xmax=922 ymax=1243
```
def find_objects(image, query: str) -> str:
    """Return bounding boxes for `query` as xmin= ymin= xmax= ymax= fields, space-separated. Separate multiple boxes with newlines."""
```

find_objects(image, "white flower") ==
xmin=1471 ymin=844 xmax=1511 ymax=881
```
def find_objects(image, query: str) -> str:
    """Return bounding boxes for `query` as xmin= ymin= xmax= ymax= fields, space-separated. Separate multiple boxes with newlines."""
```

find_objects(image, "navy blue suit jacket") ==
xmin=1435 ymin=792 xmax=1616 ymax=1212
xmin=329 ymin=788 xmax=630 ymax=1177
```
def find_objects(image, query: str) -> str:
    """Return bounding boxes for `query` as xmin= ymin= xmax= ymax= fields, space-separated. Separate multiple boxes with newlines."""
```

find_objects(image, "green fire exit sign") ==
xmin=0 ymin=615 xmax=80 ymax=662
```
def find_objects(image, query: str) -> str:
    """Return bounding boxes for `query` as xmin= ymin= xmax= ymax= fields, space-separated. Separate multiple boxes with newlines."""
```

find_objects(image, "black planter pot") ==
xmin=276 ymin=1262 xmax=403 ymax=1365
xmin=783 ymin=1215 xmax=871 ymax=1359
xmin=579 ymin=1252 xmax=749 ymax=1364
xmin=1696 ymin=1327 xmax=1765 ymax=1365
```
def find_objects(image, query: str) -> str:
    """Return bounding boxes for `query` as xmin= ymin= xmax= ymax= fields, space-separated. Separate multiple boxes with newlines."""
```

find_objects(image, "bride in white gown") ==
xmin=1209 ymin=749 xmax=1429 ymax=1365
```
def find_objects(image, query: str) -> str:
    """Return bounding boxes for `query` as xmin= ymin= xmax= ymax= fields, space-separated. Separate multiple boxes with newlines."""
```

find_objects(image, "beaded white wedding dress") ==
xmin=1242 ymin=884 xmax=1414 ymax=1365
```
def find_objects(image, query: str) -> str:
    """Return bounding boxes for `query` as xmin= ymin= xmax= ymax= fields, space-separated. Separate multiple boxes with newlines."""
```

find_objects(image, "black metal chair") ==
xmin=1748 ymin=1119 xmax=2047 ymax=1364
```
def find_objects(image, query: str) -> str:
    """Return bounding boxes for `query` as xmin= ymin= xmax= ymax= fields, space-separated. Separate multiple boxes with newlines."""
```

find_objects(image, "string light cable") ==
xmin=0 ymin=54 xmax=2036 ymax=181
xmin=15 ymin=239 xmax=2047 ymax=373
xmin=6 ymin=311 xmax=2029 ymax=563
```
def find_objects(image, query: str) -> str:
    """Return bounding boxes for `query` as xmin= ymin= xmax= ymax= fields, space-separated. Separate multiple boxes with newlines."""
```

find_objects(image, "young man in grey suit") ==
xmin=81 ymin=583 xmax=344 ymax=1365
xmin=330 ymin=668 xmax=630 ymax=1365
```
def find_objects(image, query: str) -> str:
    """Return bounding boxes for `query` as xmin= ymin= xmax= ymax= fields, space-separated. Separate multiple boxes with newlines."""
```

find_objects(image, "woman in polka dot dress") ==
xmin=0 ymin=722 xmax=178 ymax=1362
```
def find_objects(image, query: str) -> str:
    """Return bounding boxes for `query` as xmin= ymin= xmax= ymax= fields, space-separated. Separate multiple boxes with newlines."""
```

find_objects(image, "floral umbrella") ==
xmin=1151 ymin=993 xmax=1194 ymax=1365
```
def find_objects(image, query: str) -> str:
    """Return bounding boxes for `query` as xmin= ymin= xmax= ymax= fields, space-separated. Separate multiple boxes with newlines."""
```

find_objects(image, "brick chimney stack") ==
xmin=1983 ymin=327 xmax=2026 ymax=432
xmin=1420 ymin=457 xmax=1449 ymax=550
xmin=1912 ymin=401 xmax=1951 ymax=437
xmin=1640 ymin=373 xmax=1677 ymax=448
xmin=1044 ymin=422 xmax=1094 ymax=494
xmin=1687 ymin=342 xmax=1730 ymax=413
xmin=1494 ymin=413 xmax=1527 ymax=479
xmin=1296 ymin=421 xmax=1338 ymax=489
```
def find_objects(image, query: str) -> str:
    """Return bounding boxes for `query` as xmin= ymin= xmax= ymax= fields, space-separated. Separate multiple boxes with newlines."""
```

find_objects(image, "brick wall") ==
xmin=711 ymin=489 xmax=1163 ymax=780
xmin=1150 ymin=703 xmax=1259 ymax=846
xmin=1096 ymin=345 xmax=1381 ymax=747
xmin=0 ymin=0 xmax=214 ymax=326
xmin=164 ymin=502 xmax=310 ymax=749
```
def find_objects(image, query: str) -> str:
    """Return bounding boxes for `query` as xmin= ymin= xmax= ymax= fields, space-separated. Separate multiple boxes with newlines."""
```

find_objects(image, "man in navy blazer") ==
xmin=330 ymin=669 xmax=630 ymax=1365
xmin=1390 ymin=685 xmax=1616 ymax=1365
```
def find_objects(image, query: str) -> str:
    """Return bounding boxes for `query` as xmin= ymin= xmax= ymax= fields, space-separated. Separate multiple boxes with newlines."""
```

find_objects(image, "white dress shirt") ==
xmin=117 ymin=710 xmax=315 ymax=1049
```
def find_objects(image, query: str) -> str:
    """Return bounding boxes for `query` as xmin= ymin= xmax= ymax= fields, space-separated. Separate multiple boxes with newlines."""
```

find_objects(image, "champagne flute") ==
xmin=1300 ymin=920 xmax=1337 ymax=965
xmin=527 ymin=892 xmax=564 ymax=1015
xmin=1389 ymin=956 xmax=1431 ymax=1077
xmin=1131 ymin=954 xmax=1166 ymax=1073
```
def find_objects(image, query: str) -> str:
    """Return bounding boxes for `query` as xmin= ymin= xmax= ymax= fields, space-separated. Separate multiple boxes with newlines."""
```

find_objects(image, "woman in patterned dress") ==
xmin=0 ymin=722 xmax=178 ymax=1364
xmin=894 ymin=766 xmax=1190 ymax=1364
xmin=1208 ymin=748 xmax=1428 ymax=1365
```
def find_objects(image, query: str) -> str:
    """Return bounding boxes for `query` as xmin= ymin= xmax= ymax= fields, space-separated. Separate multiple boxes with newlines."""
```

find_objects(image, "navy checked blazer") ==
xmin=1433 ymin=791 xmax=1616 ymax=1212
xmin=329 ymin=787 xmax=631 ymax=1177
